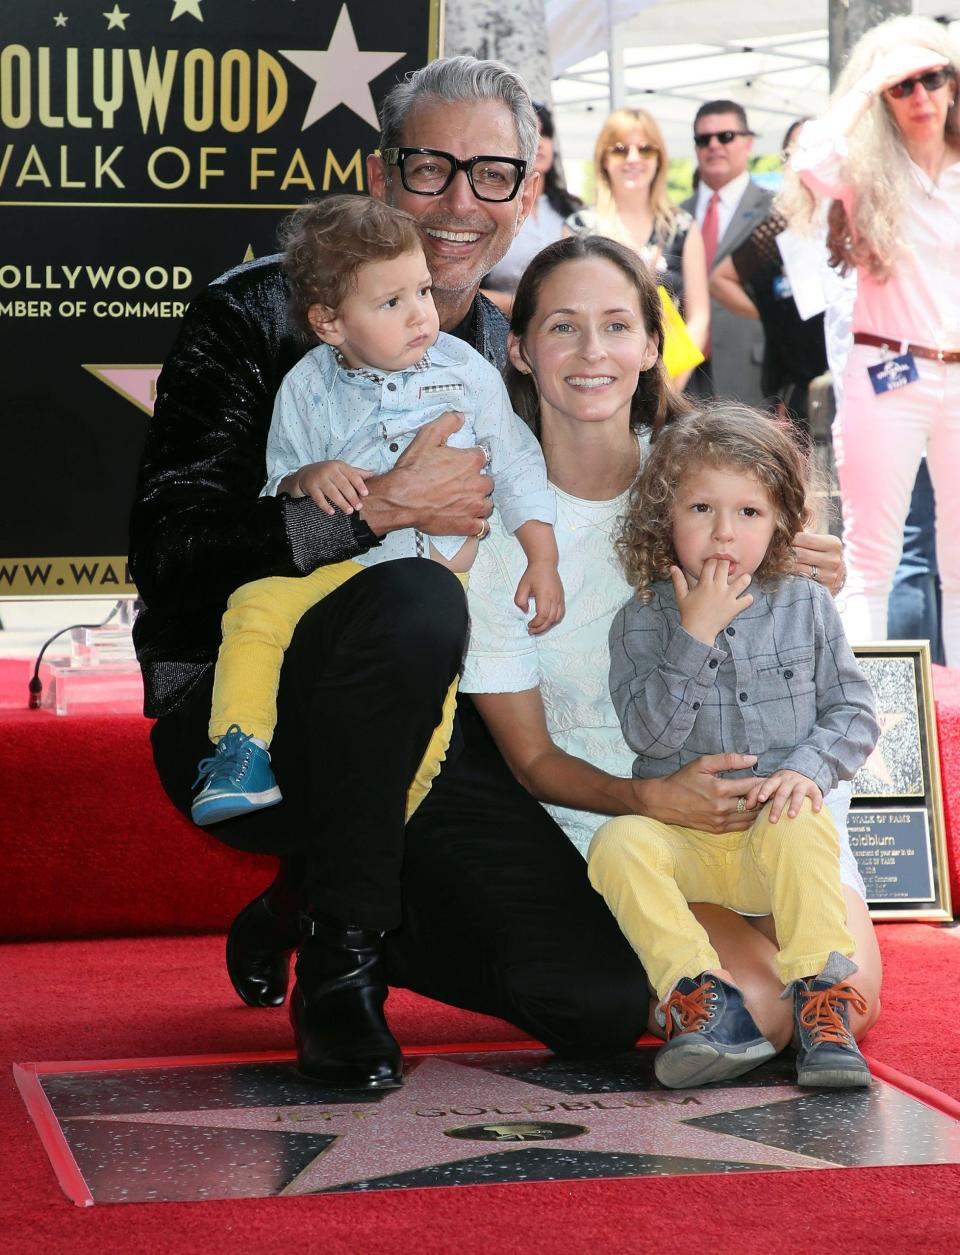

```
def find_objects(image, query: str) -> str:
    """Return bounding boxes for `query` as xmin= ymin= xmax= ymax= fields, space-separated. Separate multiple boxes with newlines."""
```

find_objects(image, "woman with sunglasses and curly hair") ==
xmin=568 ymin=108 xmax=710 ymax=388
xmin=783 ymin=15 xmax=960 ymax=664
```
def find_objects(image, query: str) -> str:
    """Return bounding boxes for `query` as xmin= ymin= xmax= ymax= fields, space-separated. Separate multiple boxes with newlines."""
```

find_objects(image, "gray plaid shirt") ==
xmin=609 ymin=577 xmax=879 ymax=794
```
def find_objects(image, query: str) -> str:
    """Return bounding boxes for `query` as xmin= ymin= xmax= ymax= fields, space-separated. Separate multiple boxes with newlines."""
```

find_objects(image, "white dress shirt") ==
xmin=792 ymin=119 xmax=960 ymax=350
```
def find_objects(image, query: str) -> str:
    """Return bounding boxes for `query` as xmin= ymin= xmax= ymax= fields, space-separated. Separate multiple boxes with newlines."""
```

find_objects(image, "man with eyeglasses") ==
xmin=131 ymin=55 xmax=653 ymax=1090
xmin=683 ymin=99 xmax=772 ymax=405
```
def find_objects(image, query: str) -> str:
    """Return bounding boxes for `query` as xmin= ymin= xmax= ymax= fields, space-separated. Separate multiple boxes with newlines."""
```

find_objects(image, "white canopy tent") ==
xmin=545 ymin=0 xmax=960 ymax=162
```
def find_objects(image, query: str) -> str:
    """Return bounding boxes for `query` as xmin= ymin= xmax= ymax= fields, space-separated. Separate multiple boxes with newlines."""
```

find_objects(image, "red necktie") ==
xmin=701 ymin=191 xmax=721 ymax=359
xmin=702 ymin=191 xmax=720 ymax=272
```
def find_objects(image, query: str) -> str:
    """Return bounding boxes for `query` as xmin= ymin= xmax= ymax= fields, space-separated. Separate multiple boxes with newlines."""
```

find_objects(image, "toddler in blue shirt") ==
xmin=192 ymin=196 xmax=560 ymax=826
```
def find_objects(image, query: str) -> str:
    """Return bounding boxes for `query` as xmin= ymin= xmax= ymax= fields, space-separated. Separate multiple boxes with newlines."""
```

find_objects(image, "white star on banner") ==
xmin=279 ymin=5 xmax=405 ymax=131
xmin=54 ymin=12 xmax=68 ymax=27
xmin=170 ymin=0 xmax=204 ymax=21
xmin=103 ymin=5 xmax=129 ymax=30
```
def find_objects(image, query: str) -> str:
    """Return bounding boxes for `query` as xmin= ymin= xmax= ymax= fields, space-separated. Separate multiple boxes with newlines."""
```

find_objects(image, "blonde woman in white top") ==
xmin=568 ymin=109 xmax=710 ymax=389
xmin=784 ymin=15 xmax=960 ymax=663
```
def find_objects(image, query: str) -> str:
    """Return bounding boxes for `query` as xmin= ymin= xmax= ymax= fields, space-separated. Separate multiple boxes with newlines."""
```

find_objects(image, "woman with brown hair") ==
xmin=458 ymin=234 xmax=879 ymax=1068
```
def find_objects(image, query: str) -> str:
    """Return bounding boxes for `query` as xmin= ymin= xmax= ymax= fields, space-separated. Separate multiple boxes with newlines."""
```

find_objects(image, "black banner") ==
xmin=1 ymin=0 xmax=439 ymax=596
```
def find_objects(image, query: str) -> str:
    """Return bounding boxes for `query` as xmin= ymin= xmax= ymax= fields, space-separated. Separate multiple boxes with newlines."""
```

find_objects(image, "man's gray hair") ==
xmin=379 ymin=55 xmax=538 ymax=167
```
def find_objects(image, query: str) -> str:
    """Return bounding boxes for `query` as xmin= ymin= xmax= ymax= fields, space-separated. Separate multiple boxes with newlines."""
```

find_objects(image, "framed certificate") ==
xmin=850 ymin=643 xmax=953 ymax=921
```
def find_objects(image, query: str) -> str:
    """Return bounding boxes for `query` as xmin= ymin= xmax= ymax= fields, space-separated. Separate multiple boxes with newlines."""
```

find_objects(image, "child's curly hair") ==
xmin=280 ymin=195 xmax=422 ymax=338
xmin=617 ymin=403 xmax=816 ymax=601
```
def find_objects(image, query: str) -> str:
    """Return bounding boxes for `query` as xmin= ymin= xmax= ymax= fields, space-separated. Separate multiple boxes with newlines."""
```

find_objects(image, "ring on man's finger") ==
xmin=810 ymin=564 xmax=819 ymax=582
xmin=736 ymin=796 xmax=747 ymax=814
xmin=475 ymin=519 xmax=490 ymax=540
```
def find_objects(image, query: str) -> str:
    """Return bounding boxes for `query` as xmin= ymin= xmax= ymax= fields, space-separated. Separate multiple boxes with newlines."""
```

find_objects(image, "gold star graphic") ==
xmin=103 ymin=5 xmax=129 ymax=30
xmin=171 ymin=0 xmax=204 ymax=20
xmin=54 ymin=12 xmax=68 ymax=26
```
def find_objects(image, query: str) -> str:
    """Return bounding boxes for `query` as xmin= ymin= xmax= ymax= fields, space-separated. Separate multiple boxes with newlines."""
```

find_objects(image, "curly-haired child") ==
xmin=590 ymin=404 xmax=880 ymax=1090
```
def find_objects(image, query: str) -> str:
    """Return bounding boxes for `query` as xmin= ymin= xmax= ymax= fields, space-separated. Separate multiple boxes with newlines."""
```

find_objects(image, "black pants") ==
xmin=151 ymin=560 xmax=649 ymax=1055
xmin=152 ymin=560 xmax=467 ymax=930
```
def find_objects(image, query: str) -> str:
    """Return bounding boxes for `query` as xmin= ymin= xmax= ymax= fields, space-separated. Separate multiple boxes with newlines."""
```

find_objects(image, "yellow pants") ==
xmin=209 ymin=561 xmax=465 ymax=822
xmin=587 ymin=799 xmax=856 ymax=1000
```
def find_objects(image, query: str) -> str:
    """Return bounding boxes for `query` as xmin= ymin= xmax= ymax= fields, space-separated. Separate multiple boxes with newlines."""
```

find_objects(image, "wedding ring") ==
xmin=475 ymin=519 xmax=490 ymax=540
xmin=810 ymin=564 xmax=820 ymax=582
xmin=736 ymin=796 xmax=747 ymax=814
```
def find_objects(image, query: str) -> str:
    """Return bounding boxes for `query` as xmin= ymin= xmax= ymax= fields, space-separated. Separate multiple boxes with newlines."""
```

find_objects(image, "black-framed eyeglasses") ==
xmin=693 ymin=129 xmax=753 ymax=148
xmin=607 ymin=141 xmax=659 ymax=159
xmin=379 ymin=147 xmax=527 ymax=202
xmin=887 ymin=67 xmax=954 ymax=99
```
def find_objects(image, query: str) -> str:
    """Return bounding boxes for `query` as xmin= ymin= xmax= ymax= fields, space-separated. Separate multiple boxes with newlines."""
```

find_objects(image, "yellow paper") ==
xmin=659 ymin=286 xmax=704 ymax=378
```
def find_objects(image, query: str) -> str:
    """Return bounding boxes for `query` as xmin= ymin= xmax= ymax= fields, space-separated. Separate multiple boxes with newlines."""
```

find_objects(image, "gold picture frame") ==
xmin=850 ymin=642 xmax=953 ymax=921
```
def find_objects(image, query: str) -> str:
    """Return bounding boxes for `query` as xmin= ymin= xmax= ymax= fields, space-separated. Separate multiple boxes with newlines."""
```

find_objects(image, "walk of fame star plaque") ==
xmin=850 ymin=644 xmax=952 ymax=920
xmin=15 ymin=1044 xmax=960 ymax=1205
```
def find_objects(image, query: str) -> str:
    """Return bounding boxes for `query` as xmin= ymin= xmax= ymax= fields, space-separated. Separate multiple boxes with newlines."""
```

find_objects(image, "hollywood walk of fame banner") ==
xmin=849 ymin=643 xmax=952 ymax=921
xmin=0 ymin=0 xmax=440 ymax=598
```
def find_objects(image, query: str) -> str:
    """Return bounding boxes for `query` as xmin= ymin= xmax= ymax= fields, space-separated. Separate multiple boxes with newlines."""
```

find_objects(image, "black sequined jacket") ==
xmin=128 ymin=254 xmax=508 ymax=718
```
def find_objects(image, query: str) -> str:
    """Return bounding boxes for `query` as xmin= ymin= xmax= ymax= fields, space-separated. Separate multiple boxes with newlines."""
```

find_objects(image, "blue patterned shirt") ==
xmin=263 ymin=334 xmax=555 ymax=564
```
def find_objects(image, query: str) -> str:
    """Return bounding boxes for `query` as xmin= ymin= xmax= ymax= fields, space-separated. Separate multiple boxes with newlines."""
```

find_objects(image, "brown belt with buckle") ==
xmin=853 ymin=332 xmax=960 ymax=364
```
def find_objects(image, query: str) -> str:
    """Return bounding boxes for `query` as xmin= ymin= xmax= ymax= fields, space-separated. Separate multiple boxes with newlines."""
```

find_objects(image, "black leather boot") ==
xmin=290 ymin=913 xmax=403 ymax=1090
xmin=226 ymin=866 xmax=305 ymax=1008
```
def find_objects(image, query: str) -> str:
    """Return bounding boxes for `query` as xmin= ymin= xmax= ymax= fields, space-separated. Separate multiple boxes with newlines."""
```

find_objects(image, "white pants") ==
xmin=833 ymin=344 xmax=960 ymax=666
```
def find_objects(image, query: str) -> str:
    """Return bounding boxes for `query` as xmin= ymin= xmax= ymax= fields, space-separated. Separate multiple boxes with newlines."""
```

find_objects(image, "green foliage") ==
xmin=667 ymin=158 xmax=693 ymax=203
xmin=750 ymin=153 xmax=785 ymax=175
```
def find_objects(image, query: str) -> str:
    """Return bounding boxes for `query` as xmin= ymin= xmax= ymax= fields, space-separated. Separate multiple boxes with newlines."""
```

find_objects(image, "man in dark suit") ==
xmin=683 ymin=99 xmax=772 ymax=405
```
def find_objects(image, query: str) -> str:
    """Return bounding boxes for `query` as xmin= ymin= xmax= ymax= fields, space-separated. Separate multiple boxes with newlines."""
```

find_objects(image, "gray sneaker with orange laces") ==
xmin=655 ymin=974 xmax=777 ymax=1089
xmin=793 ymin=976 xmax=872 ymax=1088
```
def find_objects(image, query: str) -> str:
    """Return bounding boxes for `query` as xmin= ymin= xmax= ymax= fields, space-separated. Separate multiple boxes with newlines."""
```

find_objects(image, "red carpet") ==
xmin=2 ymin=656 xmax=960 ymax=1251
xmin=3 ymin=927 xmax=959 ymax=1253
xmin=3 ymin=655 xmax=958 ymax=944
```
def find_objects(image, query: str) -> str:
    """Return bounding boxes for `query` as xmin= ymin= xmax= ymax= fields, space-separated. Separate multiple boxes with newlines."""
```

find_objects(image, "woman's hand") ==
xmin=632 ymin=753 xmax=759 ymax=833
xmin=473 ymin=691 xmax=760 ymax=834
xmin=861 ymin=45 xmax=950 ymax=99
xmin=792 ymin=531 xmax=845 ymax=596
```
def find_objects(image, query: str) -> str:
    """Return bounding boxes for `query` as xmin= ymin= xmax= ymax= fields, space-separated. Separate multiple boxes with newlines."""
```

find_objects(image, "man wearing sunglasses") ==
xmin=133 ymin=56 xmax=657 ymax=1090
xmin=683 ymin=99 xmax=772 ymax=405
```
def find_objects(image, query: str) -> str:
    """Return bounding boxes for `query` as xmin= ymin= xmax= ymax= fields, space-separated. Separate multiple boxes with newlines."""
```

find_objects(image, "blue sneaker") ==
xmin=191 ymin=725 xmax=282 ymax=826
xmin=655 ymin=974 xmax=777 ymax=1089
xmin=794 ymin=978 xmax=871 ymax=1088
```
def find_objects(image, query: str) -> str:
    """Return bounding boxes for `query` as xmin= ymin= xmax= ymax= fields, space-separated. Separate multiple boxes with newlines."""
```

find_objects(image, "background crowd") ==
xmin=485 ymin=14 xmax=959 ymax=664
